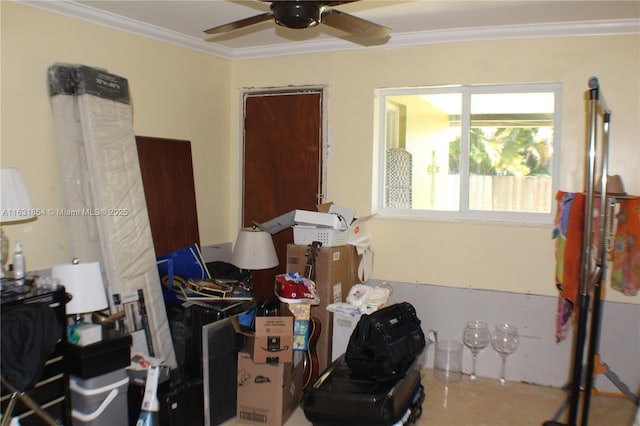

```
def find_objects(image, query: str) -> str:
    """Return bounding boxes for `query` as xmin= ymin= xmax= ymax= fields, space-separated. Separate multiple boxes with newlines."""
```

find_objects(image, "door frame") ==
xmin=237 ymin=85 xmax=329 ymax=228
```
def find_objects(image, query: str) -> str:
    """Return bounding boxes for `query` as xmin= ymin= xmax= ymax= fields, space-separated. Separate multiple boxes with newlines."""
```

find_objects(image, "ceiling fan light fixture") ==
xmin=204 ymin=0 xmax=391 ymax=46
xmin=272 ymin=1 xmax=321 ymax=29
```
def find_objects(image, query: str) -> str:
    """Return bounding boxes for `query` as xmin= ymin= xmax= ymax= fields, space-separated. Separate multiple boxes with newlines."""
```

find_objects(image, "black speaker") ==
xmin=202 ymin=318 xmax=242 ymax=426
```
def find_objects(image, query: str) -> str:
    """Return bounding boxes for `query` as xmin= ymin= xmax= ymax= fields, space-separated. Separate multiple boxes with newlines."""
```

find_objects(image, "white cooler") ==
xmin=70 ymin=369 xmax=129 ymax=426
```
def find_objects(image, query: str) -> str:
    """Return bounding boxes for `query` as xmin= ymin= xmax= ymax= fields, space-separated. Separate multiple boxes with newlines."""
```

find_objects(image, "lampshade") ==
xmin=1 ymin=167 xmax=34 ymax=222
xmin=52 ymin=261 xmax=109 ymax=315
xmin=231 ymin=227 xmax=279 ymax=270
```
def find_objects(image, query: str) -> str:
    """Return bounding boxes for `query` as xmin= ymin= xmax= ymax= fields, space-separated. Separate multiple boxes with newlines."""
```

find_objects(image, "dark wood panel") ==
xmin=136 ymin=136 xmax=200 ymax=257
xmin=243 ymin=91 xmax=323 ymax=301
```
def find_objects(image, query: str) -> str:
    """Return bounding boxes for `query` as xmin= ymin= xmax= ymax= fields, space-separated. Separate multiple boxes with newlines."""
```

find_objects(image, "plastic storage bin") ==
xmin=70 ymin=369 xmax=129 ymax=426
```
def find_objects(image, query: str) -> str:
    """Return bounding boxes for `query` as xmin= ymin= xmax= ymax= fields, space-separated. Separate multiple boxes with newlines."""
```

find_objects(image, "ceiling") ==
xmin=20 ymin=0 xmax=640 ymax=60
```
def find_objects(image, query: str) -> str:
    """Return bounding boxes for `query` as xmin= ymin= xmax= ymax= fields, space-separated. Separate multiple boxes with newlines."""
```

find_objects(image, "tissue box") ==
xmin=67 ymin=322 xmax=102 ymax=346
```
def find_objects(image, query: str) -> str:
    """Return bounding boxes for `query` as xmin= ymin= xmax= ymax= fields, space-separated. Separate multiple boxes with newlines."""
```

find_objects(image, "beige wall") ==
xmin=229 ymin=38 xmax=639 ymax=303
xmin=1 ymin=2 xmax=232 ymax=270
xmin=2 ymin=2 xmax=638 ymax=303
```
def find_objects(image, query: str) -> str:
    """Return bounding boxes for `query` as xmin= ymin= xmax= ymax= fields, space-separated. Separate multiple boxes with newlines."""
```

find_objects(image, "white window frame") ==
xmin=375 ymin=83 xmax=562 ymax=225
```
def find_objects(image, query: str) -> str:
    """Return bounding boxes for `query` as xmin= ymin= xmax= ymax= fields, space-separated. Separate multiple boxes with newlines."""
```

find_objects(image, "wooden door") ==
xmin=136 ymin=136 xmax=200 ymax=257
xmin=243 ymin=90 xmax=324 ymax=301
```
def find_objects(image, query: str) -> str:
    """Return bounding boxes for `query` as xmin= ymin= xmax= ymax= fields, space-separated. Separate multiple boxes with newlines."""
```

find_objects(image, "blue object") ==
xmin=156 ymin=244 xmax=211 ymax=303
xmin=237 ymin=308 xmax=256 ymax=331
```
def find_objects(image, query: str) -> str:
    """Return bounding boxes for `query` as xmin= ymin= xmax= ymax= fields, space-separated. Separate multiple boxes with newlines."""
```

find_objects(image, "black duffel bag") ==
xmin=345 ymin=302 xmax=426 ymax=381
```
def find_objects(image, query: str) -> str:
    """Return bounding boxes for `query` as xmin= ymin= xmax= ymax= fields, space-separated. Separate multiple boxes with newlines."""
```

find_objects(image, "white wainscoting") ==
xmin=379 ymin=280 xmax=639 ymax=395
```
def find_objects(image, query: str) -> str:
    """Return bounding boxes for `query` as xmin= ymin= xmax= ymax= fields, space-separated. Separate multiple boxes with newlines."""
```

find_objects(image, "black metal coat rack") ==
xmin=545 ymin=77 xmax=616 ymax=426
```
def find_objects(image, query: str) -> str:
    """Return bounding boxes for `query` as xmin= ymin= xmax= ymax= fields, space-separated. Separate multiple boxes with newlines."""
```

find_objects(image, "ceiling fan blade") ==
xmin=321 ymin=8 xmax=390 ymax=39
xmin=323 ymin=1 xmax=360 ymax=6
xmin=204 ymin=12 xmax=273 ymax=35
xmin=263 ymin=0 xmax=360 ymax=5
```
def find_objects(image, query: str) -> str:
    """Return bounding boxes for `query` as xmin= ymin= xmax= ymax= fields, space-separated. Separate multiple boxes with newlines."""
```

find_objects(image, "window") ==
xmin=377 ymin=83 xmax=560 ymax=224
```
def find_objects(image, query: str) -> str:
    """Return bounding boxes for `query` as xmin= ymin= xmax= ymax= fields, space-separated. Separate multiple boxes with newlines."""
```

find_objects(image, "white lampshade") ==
xmin=231 ymin=227 xmax=279 ymax=270
xmin=52 ymin=261 xmax=109 ymax=315
xmin=1 ymin=167 xmax=34 ymax=222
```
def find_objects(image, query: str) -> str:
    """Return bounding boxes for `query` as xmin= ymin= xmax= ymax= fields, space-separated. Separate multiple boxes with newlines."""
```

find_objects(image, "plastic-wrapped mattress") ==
xmin=48 ymin=65 xmax=102 ymax=263
xmin=48 ymin=64 xmax=176 ymax=368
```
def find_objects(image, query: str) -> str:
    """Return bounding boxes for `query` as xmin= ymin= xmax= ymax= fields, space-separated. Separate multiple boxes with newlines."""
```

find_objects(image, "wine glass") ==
xmin=491 ymin=324 xmax=519 ymax=385
xmin=462 ymin=320 xmax=490 ymax=381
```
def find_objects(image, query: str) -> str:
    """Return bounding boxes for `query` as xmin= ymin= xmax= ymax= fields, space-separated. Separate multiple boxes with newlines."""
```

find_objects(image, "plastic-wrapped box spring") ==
xmin=48 ymin=63 xmax=176 ymax=368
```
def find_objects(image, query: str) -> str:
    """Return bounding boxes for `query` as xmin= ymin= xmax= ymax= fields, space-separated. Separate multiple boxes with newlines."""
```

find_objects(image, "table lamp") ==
xmin=231 ymin=226 xmax=279 ymax=287
xmin=52 ymin=260 xmax=109 ymax=322
xmin=0 ymin=168 xmax=35 ymax=279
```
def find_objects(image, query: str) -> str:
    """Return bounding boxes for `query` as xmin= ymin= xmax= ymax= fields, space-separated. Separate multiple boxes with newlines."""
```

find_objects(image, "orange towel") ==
xmin=610 ymin=198 xmax=640 ymax=296
xmin=553 ymin=191 xmax=586 ymax=341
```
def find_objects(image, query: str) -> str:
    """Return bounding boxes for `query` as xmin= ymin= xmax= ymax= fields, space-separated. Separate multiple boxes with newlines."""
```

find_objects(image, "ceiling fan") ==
xmin=203 ymin=0 xmax=391 ymax=43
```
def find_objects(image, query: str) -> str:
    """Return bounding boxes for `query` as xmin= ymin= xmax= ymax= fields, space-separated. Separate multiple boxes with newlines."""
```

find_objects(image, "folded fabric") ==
xmin=326 ymin=302 xmax=361 ymax=316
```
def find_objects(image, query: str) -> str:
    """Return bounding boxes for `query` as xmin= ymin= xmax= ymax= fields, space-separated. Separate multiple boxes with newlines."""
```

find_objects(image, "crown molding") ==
xmin=15 ymin=0 xmax=234 ymax=58
xmin=15 ymin=1 xmax=640 ymax=61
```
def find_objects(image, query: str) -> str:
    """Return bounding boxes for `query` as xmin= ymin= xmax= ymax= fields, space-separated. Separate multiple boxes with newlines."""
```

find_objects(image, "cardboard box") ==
xmin=286 ymin=244 xmax=362 ymax=373
xmin=231 ymin=312 xmax=294 ymax=364
xmin=237 ymin=351 xmax=304 ymax=426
